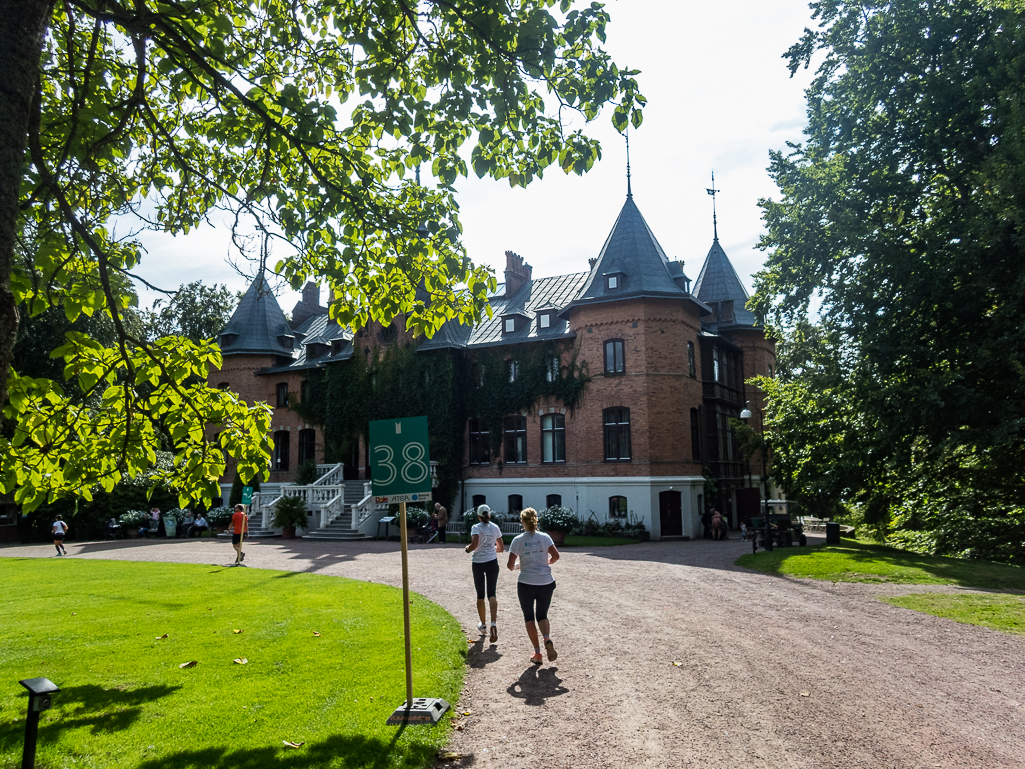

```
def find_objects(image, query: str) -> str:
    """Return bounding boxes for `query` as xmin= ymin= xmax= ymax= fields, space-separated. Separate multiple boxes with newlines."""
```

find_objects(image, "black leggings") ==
xmin=472 ymin=558 xmax=500 ymax=599
xmin=517 ymin=581 xmax=556 ymax=623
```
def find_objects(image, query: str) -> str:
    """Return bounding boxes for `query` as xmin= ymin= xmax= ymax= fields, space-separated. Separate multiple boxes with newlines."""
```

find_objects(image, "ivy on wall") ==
xmin=293 ymin=338 xmax=591 ymax=507
xmin=464 ymin=341 xmax=590 ymax=452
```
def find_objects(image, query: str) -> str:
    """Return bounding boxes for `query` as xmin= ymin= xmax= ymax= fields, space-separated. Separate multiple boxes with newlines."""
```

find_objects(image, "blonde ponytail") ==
xmin=520 ymin=507 xmax=538 ymax=533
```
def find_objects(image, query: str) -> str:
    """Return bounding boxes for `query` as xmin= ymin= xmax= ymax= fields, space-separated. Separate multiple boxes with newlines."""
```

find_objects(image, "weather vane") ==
xmin=625 ymin=126 xmax=633 ymax=199
xmin=706 ymin=171 xmax=720 ymax=241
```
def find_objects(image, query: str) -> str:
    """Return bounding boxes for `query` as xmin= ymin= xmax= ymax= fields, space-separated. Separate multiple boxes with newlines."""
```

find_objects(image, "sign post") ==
xmin=370 ymin=417 xmax=448 ymax=726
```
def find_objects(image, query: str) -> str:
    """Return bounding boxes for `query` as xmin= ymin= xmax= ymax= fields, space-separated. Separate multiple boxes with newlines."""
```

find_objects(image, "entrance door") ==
xmin=342 ymin=440 xmax=361 ymax=480
xmin=659 ymin=490 xmax=683 ymax=537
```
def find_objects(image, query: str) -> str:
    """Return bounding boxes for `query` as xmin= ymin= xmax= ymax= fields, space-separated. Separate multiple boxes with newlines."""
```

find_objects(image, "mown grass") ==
xmin=882 ymin=593 xmax=1025 ymax=635
xmin=735 ymin=540 xmax=1025 ymax=591
xmin=0 ymin=558 xmax=465 ymax=769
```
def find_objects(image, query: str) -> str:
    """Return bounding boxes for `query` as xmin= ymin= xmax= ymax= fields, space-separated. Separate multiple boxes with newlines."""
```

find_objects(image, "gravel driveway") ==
xmin=8 ymin=535 xmax=1024 ymax=768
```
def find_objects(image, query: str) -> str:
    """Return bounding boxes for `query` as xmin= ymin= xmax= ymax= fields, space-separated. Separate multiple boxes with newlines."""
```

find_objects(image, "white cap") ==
xmin=477 ymin=504 xmax=491 ymax=516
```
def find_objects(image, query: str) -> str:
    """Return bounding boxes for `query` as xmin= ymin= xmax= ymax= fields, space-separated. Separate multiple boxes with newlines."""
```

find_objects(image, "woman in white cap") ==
xmin=464 ymin=504 xmax=504 ymax=642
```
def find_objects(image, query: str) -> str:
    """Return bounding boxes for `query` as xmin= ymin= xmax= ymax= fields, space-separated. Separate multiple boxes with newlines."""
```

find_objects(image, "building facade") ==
xmin=212 ymin=189 xmax=774 ymax=539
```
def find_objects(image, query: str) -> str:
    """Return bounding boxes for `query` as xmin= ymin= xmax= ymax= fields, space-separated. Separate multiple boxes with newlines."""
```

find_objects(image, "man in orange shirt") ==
xmin=231 ymin=504 xmax=249 ymax=565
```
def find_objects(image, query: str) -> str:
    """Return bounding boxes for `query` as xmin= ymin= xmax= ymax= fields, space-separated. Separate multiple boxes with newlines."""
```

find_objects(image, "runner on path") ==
xmin=231 ymin=504 xmax=248 ymax=565
xmin=507 ymin=507 xmax=559 ymax=664
xmin=464 ymin=504 xmax=504 ymax=642
xmin=51 ymin=515 xmax=69 ymax=556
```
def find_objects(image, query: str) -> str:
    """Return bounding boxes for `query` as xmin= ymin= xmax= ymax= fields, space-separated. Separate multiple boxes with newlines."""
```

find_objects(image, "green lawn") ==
xmin=0 ymin=558 xmax=465 ymax=769
xmin=882 ymin=593 xmax=1025 ymax=635
xmin=735 ymin=540 xmax=1025 ymax=591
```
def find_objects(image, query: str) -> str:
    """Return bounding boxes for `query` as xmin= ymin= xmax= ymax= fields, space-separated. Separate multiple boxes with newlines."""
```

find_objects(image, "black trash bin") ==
xmin=825 ymin=521 xmax=841 ymax=545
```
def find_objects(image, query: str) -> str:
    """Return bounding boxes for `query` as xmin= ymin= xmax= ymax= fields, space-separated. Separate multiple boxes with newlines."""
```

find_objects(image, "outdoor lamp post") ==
xmin=740 ymin=401 xmax=772 ymax=553
xmin=19 ymin=677 xmax=59 ymax=769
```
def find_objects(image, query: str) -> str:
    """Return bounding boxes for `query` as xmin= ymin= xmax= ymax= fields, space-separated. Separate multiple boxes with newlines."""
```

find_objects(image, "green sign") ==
xmin=241 ymin=486 xmax=253 ymax=505
xmin=369 ymin=416 xmax=432 ymax=504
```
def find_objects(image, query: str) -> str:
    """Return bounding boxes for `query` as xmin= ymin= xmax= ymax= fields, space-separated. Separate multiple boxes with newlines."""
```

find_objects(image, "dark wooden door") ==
xmin=659 ymin=490 xmax=683 ymax=537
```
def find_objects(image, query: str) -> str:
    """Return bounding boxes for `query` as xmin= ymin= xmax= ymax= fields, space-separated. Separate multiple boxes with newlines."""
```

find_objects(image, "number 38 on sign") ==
xmin=369 ymin=417 xmax=432 ymax=504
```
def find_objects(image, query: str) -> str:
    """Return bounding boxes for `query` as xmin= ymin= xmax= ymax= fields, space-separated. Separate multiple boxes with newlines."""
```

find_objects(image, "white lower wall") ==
xmin=459 ymin=475 xmax=706 ymax=541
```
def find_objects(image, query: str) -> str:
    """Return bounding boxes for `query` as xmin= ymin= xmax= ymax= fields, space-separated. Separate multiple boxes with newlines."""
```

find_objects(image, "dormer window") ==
xmin=278 ymin=335 xmax=295 ymax=350
xmin=219 ymin=332 xmax=237 ymax=348
xmin=538 ymin=311 xmax=552 ymax=330
xmin=504 ymin=317 xmax=516 ymax=334
xmin=604 ymin=272 xmax=625 ymax=291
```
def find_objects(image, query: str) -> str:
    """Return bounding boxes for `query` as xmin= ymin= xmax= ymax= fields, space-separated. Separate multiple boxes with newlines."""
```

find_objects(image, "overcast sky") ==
xmin=133 ymin=0 xmax=818 ymax=315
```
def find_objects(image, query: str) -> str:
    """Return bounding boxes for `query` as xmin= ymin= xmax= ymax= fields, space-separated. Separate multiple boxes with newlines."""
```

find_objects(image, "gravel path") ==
xmin=7 ymin=535 xmax=1024 ymax=768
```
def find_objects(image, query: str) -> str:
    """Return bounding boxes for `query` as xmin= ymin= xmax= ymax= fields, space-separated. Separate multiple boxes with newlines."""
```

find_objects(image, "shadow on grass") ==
xmin=505 ymin=666 xmax=568 ymax=706
xmin=0 ymin=683 xmax=180 ymax=745
xmin=135 ymin=730 xmax=432 ymax=769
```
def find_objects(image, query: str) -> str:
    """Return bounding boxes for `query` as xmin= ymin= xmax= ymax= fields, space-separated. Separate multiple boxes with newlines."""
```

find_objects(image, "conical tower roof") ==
xmin=218 ymin=271 xmax=296 ymax=356
xmin=693 ymin=238 xmax=758 ymax=328
xmin=565 ymin=196 xmax=687 ymax=312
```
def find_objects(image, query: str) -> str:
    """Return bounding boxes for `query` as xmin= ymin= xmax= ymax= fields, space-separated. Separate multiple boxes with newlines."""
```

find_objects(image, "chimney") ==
xmin=721 ymin=299 xmax=735 ymax=324
xmin=588 ymin=257 xmax=598 ymax=271
xmin=504 ymin=250 xmax=532 ymax=296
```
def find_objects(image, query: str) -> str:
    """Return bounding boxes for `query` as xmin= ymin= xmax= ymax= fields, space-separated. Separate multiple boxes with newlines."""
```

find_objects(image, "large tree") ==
xmin=753 ymin=0 xmax=1025 ymax=562
xmin=0 ymin=0 xmax=643 ymax=511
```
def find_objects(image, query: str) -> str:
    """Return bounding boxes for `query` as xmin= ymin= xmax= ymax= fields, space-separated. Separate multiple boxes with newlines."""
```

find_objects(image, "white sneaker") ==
xmin=477 ymin=622 xmax=486 ymax=634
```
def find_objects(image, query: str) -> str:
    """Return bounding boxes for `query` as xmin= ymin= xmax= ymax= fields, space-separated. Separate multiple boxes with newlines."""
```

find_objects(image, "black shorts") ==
xmin=53 ymin=533 xmax=65 ymax=541
xmin=471 ymin=558 xmax=500 ymax=599
xmin=232 ymin=534 xmax=243 ymax=545
xmin=517 ymin=580 xmax=556 ymax=623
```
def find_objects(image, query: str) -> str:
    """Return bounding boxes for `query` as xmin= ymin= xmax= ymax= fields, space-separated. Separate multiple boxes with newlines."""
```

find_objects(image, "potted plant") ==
xmin=207 ymin=506 xmax=234 ymax=533
xmin=119 ymin=510 xmax=149 ymax=538
xmin=538 ymin=505 xmax=578 ymax=547
xmin=272 ymin=495 xmax=310 ymax=539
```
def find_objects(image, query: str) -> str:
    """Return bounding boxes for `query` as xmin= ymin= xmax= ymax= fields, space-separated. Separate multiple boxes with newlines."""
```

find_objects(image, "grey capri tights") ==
xmin=517 ymin=581 xmax=556 ymax=622
xmin=472 ymin=558 xmax=500 ymax=599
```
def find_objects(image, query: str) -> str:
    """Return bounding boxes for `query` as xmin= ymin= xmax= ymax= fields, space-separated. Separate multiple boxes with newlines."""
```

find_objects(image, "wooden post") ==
xmin=399 ymin=501 xmax=413 ymax=708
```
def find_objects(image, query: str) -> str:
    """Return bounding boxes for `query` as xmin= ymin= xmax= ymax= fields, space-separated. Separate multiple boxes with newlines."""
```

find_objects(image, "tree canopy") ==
xmin=753 ymin=0 xmax=1025 ymax=562
xmin=0 ymin=0 xmax=643 ymax=511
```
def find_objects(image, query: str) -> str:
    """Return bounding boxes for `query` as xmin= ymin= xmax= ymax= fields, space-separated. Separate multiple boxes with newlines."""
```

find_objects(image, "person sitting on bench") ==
xmin=191 ymin=513 xmax=208 ymax=538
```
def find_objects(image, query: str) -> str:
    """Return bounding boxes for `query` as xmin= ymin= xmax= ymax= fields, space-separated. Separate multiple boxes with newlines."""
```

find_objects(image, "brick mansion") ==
xmin=211 ymin=186 xmax=775 ymax=540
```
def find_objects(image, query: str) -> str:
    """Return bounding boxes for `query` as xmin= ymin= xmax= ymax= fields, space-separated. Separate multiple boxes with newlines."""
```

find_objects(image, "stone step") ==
xmin=303 ymin=531 xmax=373 ymax=541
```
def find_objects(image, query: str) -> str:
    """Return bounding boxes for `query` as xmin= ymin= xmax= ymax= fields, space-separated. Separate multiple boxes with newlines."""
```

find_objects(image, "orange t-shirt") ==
xmin=232 ymin=511 xmax=248 ymax=534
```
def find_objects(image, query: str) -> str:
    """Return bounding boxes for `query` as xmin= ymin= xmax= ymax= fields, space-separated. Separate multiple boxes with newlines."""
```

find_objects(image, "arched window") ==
xmin=297 ymin=429 xmax=316 ymax=466
xmin=471 ymin=494 xmax=487 ymax=510
xmin=546 ymin=494 xmax=562 ymax=508
xmin=272 ymin=430 xmax=290 ymax=471
xmin=609 ymin=496 xmax=628 ymax=518
xmin=508 ymin=495 xmax=523 ymax=514
xmin=504 ymin=415 xmax=527 ymax=463
xmin=541 ymin=414 xmax=565 ymax=463
xmin=687 ymin=341 xmax=696 ymax=377
xmin=603 ymin=408 xmax=631 ymax=461
xmin=604 ymin=339 xmax=625 ymax=375
xmin=217 ymin=381 xmax=230 ymax=390
xmin=468 ymin=419 xmax=490 ymax=465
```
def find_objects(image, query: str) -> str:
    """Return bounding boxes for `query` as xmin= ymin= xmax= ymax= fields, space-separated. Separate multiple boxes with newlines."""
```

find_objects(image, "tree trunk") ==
xmin=0 ymin=0 xmax=55 ymax=407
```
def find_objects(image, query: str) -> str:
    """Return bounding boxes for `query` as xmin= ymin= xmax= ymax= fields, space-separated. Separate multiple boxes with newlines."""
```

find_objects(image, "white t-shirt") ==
xmin=470 ymin=521 xmax=502 ymax=563
xmin=509 ymin=531 xmax=555 ymax=585
xmin=52 ymin=520 xmax=67 ymax=534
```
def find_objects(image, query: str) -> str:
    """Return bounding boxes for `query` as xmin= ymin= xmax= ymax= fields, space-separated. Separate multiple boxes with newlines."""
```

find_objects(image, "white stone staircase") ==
xmin=303 ymin=479 xmax=375 ymax=541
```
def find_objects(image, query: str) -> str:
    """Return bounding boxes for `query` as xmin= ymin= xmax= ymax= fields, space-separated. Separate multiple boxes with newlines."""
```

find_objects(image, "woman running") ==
xmin=507 ymin=507 xmax=560 ymax=664
xmin=52 ymin=515 xmax=69 ymax=556
xmin=464 ymin=504 xmax=504 ymax=642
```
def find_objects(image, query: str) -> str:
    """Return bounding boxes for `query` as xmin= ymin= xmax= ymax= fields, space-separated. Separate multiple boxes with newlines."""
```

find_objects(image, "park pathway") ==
xmin=8 ymin=535 xmax=1024 ymax=768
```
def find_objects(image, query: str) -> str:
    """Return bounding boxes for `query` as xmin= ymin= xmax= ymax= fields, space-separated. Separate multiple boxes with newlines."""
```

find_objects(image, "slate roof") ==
xmin=218 ymin=272 xmax=297 ymax=357
xmin=562 ymin=196 xmax=689 ymax=314
xmin=464 ymin=271 xmax=588 ymax=348
xmin=692 ymin=238 xmax=759 ymax=328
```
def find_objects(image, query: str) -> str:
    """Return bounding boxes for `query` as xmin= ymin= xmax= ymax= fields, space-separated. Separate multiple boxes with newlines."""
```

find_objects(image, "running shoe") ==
xmin=530 ymin=652 xmax=543 ymax=665
xmin=489 ymin=623 xmax=498 ymax=643
xmin=477 ymin=622 xmax=486 ymax=634
xmin=241 ymin=551 xmax=246 ymax=562
xmin=545 ymin=639 xmax=558 ymax=662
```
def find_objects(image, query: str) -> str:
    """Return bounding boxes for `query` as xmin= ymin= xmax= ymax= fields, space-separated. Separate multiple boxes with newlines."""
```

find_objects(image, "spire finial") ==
xmin=706 ymin=171 xmax=720 ymax=241
xmin=625 ymin=127 xmax=633 ymax=199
